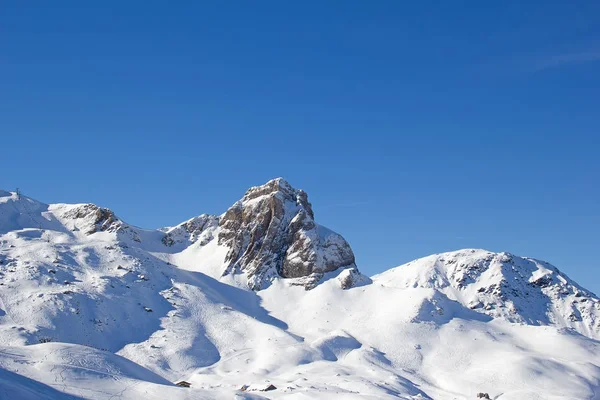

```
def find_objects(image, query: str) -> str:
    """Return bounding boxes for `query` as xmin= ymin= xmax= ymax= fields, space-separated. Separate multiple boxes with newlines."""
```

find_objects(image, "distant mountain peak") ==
xmin=246 ymin=177 xmax=292 ymax=193
xmin=218 ymin=178 xmax=358 ymax=290
xmin=60 ymin=204 xmax=122 ymax=235
xmin=240 ymin=177 xmax=314 ymax=217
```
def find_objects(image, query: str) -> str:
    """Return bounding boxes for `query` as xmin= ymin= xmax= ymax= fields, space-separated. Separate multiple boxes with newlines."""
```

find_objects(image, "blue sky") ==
xmin=2 ymin=2 xmax=599 ymax=293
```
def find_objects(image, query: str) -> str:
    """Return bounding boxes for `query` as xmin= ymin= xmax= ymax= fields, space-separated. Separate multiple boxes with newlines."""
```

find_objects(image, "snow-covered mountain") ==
xmin=375 ymin=249 xmax=600 ymax=338
xmin=0 ymin=180 xmax=598 ymax=399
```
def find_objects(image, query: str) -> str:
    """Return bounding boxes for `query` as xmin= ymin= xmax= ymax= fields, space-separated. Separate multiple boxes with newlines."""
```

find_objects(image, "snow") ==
xmin=0 ymin=187 xmax=599 ymax=399
xmin=0 ymin=343 xmax=215 ymax=399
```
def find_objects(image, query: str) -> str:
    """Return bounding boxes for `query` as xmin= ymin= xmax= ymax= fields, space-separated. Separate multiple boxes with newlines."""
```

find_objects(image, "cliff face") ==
xmin=218 ymin=178 xmax=358 ymax=290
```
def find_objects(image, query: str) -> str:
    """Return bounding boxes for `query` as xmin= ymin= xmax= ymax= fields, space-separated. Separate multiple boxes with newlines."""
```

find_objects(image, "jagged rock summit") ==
xmin=218 ymin=178 xmax=360 ymax=290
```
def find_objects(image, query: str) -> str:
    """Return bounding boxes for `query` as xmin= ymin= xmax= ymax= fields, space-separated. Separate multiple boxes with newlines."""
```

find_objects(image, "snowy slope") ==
xmin=0 ymin=182 xmax=599 ymax=399
xmin=0 ymin=342 xmax=215 ymax=399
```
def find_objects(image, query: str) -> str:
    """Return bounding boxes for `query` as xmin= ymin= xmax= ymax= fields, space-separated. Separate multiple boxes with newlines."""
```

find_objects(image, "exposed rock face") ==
xmin=337 ymin=267 xmax=372 ymax=290
xmin=218 ymin=178 xmax=359 ymax=290
xmin=62 ymin=204 xmax=124 ymax=235
xmin=57 ymin=204 xmax=144 ymax=243
xmin=161 ymin=214 xmax=219 ymax=247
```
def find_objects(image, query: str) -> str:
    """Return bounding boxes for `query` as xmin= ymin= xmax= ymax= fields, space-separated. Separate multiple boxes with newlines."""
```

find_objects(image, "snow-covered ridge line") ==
xmin=0 ymin=179 xmax=364 ymax=290
xmin=0 ymin=181 xmax=599 ymax=398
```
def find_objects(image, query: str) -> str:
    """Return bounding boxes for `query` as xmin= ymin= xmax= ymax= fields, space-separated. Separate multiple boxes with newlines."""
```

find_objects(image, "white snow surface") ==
xmin=0 ymin=188 xmax=599 ymax=399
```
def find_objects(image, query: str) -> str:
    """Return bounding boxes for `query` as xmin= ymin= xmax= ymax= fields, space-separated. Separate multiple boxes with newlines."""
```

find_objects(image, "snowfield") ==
xmin=0 ymin=181 xmax=598 ymax=399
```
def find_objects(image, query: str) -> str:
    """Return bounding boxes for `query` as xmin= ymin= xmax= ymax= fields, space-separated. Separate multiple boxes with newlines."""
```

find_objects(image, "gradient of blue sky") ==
xmin=2 ymin=2 xmax=599 ymax=293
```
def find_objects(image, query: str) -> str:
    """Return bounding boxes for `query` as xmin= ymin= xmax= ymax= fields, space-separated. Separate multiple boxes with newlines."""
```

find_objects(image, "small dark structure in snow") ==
xmin=175 ymin=381 xmax=191 ymax=388
xmin=477 ymin=393 xmax=490 ymax=399
xmin=240 ymin=384 xmax=277 ymax=392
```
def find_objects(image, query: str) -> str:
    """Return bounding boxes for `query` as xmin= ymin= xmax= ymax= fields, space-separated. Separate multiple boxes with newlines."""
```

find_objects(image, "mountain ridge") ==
xmin=0 ymin=180 xmax=599 ymax=399
xmin=0 ymin=178 xmax=363 ymax=291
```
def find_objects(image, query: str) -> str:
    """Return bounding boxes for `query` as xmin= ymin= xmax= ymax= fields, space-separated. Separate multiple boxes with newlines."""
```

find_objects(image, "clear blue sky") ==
xmin=2 ymin=2 xmax=599 ymax=293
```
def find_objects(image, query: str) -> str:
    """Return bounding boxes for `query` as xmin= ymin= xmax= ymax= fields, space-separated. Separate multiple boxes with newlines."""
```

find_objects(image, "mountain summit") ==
xmin=219 ymin=178 xmax=359 ymax=290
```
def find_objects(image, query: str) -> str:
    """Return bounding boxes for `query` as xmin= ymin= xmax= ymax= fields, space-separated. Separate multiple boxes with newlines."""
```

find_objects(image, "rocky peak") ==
xmin=218 ymin=178 xmax=359 ymax=290
xmin=55 ymin=203 xmax=146 ymax=244
xmin=61 ymin=204 xmax=123 ymax=235
xmin=243 ymin=178 xmax=313 ymax=213
xmin=375 ymin=249 xmax=600 ymax=338
xmin=161 ymin=214 xmax=219 ymax=247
